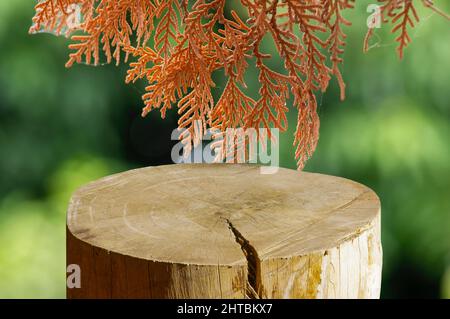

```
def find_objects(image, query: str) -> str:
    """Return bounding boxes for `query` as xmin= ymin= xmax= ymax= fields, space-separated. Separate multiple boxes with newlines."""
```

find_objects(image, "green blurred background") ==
xmin=0 ymin=1 xmax=449 ymax=298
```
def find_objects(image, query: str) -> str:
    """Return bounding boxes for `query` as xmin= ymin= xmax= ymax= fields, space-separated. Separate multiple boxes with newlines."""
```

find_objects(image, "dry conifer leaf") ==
xmin=31 ymin=0 xmax=448 ymax=169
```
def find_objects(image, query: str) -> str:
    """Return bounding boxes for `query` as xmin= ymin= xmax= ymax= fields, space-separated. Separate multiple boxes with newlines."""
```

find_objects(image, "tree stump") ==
xmin=67 ymin=164 xmax=382 ymax=299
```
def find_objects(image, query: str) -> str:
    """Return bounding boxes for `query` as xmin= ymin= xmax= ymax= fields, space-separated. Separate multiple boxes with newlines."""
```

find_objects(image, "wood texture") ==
xmin=67 ymin=164 xmax=382 ymax=299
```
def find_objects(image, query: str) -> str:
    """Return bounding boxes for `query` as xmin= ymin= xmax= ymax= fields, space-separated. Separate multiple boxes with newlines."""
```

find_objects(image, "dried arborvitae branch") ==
xmin=30 ymin=0 xmax=448 ymax=169
xmin=364 ymin=0 xmax=449 ymax=59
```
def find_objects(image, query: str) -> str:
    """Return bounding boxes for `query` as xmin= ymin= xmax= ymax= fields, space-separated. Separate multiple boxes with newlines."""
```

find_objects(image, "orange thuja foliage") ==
xmin=30 ymin=0 xmax=449 ymax=168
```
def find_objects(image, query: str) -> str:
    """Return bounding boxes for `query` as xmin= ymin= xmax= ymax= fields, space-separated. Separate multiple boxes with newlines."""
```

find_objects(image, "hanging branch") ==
xmin=30 ymin=0 xmax=449 ymax=169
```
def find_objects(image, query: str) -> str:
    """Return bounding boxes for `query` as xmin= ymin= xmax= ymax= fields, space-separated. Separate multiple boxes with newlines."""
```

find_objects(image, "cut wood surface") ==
xmin=67 ymin=164 xmax=382 ymax=299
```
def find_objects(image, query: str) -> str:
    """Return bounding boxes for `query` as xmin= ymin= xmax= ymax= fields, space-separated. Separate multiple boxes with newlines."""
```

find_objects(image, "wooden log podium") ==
xmin=67 ymin=164 xmax=382 ymax=299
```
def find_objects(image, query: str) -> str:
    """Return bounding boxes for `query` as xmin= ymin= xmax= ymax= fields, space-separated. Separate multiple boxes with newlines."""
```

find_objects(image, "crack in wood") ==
xmin=225 ymin=219 xmax=264 ymax=299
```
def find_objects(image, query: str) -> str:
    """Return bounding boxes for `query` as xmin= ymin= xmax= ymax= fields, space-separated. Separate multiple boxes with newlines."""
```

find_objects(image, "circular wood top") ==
xmin=68 ymin=164 xmax=380 ymax=265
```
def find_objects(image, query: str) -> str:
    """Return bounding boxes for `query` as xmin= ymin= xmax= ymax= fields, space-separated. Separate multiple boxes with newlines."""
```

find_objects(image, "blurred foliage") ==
xmin=0 ymin=155 xmax=122 ymax=298
xmin=0 ymin=1 xmax=448 ymax=298
xmin=443 ymin=266 xmax=450 ymax=298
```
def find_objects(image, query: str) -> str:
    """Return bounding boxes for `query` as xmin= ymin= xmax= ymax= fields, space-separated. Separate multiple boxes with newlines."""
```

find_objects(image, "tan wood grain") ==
xmin=67 ymin=163 xmax=382 ymax=299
